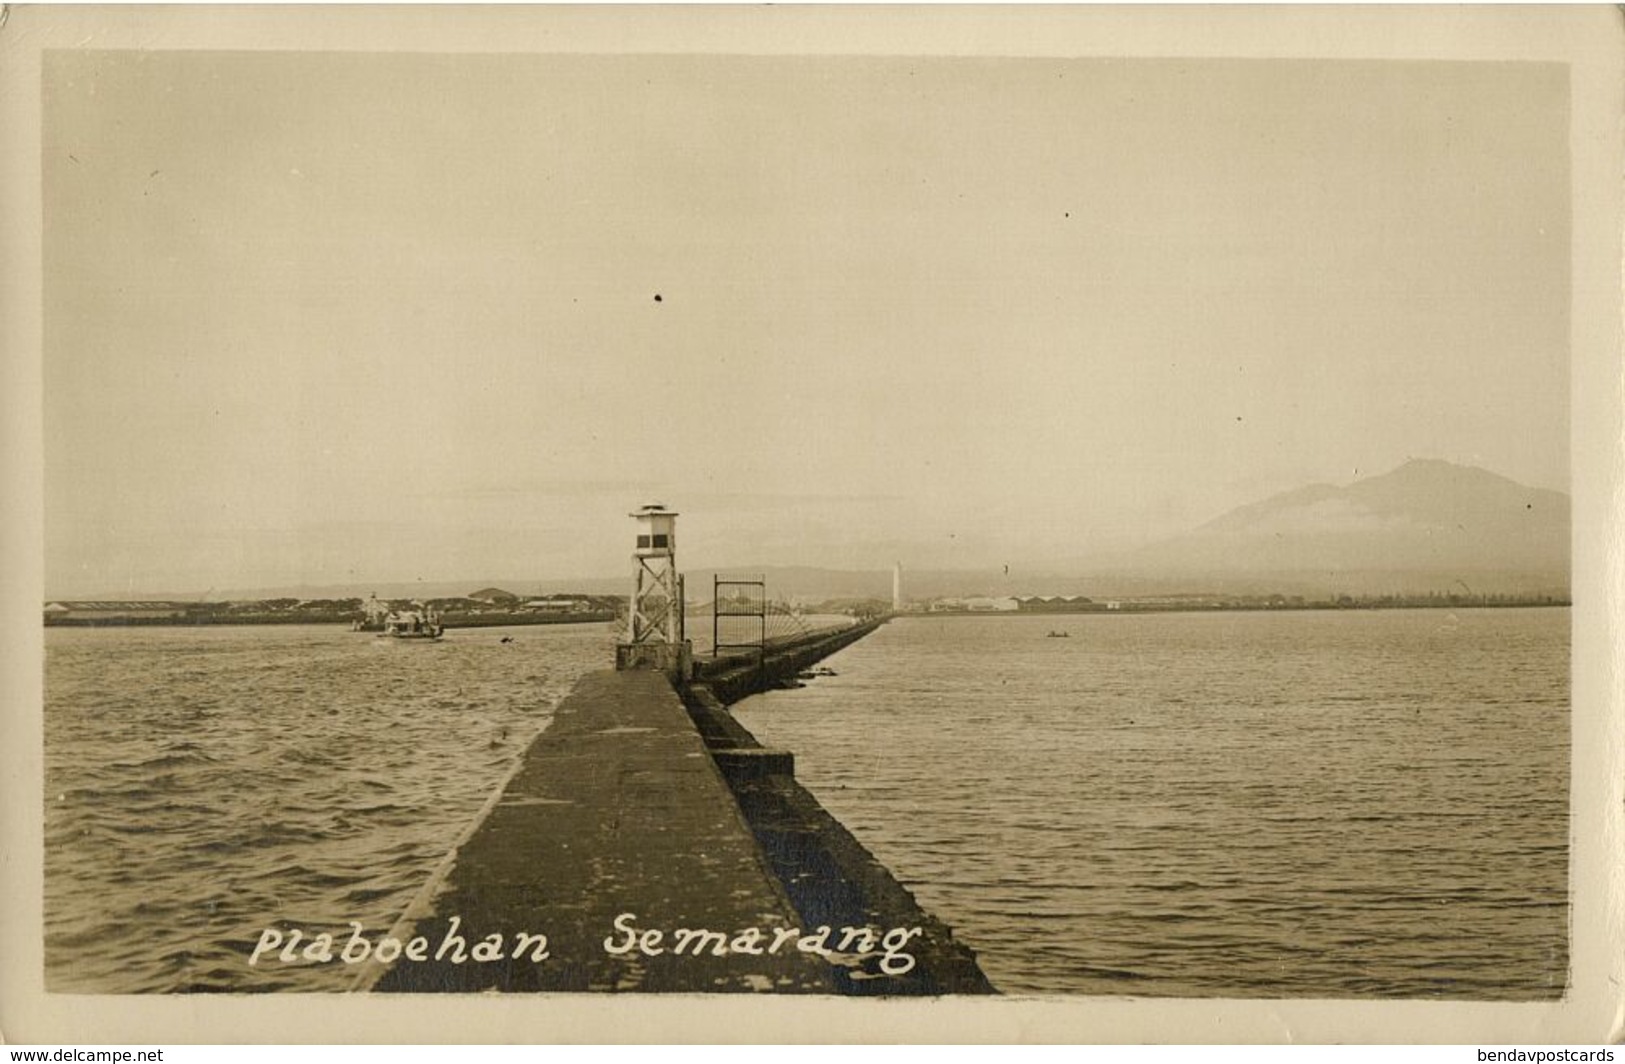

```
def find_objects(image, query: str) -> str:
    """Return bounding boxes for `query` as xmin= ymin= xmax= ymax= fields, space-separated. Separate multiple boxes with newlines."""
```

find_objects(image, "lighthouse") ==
xmin=615 ymin=504 xmax=693 ymax=681
xmin=893 ymin=562 xmax=903 ymax=613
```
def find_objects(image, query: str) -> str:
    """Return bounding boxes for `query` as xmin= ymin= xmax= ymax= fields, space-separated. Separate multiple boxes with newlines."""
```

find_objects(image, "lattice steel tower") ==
xmin=615 ymin=503 xmax=692 ymax=680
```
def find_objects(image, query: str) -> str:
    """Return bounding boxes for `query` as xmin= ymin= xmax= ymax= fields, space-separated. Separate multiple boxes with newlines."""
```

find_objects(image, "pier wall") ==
xmin=693 ymin=619 xmax=887 ymax=705
xmin=363 ymin=669 xmax=831 ymax=993
xmin=681 ymin=682 xmax=994 ymax=995
xmin=681 ymin=617 xmax=993 ymax=994
xmin=364 ymin=616 xmax=995 ymax=994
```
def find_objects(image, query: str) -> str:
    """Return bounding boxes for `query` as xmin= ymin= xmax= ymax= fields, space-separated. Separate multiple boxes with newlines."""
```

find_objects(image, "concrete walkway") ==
xmin=366 ymin=669 xmax=832 ymax=992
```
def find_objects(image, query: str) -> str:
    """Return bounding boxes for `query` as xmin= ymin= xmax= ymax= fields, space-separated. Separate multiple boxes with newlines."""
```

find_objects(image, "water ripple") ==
xmin=735 ymin=608 xmax=1569 ymax=999
xmin=45 ymin=622 xmax=609 ymax=992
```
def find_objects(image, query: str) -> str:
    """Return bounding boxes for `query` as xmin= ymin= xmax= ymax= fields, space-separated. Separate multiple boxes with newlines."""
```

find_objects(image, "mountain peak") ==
xmin=1393 ymin=457 xmax=1462 ymax=471
xmin=1371 ymin=457 xmax=1523 ymax=489
xmin=1142 ymin=459 xmax=1569 ymax=589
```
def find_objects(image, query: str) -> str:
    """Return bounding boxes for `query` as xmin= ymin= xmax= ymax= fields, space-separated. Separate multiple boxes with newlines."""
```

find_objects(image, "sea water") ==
xmin=734 ymin=608 xmax=1570 ymax=999
xmin=44 ymin=622 xmax=609 ymax=992
xmin=44 ymin=608 xmax=1568 ymax=997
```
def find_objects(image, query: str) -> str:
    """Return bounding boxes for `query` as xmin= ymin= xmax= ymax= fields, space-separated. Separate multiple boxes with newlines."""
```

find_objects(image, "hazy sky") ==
xmin=44 ymin=52 xmax=1570 ymax=595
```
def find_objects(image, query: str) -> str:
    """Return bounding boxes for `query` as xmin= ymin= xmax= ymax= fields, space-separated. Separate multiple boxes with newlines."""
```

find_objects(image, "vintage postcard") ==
xmin=2 ymin=4 xmax=1621 ymax=1045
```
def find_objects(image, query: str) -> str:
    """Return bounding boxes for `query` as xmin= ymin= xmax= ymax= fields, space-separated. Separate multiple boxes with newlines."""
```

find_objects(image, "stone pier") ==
xmin=362 ymin=621 xmax=995 ymax=994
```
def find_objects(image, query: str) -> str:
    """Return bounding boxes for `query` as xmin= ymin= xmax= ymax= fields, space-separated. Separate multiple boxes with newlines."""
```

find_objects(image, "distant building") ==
xmin=43 ymin=601 xmax=191 ymax=623
xmin=929 ymin=596 xmax=1019 ymax=612
xmin=1014 ymin=595 xmax=1096 ymax=612
xmin=524 ymin=598 xmax=586 ymax=612
xmin=467 ymin=587 xmax=520 ymax=605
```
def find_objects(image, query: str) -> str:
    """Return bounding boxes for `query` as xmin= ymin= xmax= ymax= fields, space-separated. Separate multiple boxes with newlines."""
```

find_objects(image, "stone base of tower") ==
xmin=615 ymin=640 xmax=693 ymax=683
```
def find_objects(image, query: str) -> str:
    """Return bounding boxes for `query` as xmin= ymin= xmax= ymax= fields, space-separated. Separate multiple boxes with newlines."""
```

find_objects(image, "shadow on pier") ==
xmin=362 ymin=618 xmax=995 ymax=995
xmin=687 ymin=621 xmax=995 ymax=995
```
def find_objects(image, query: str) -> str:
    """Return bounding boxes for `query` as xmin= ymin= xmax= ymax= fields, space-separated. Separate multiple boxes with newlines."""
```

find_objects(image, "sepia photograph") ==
xmin=2 ymin=4 xmax=1621 ymax=1045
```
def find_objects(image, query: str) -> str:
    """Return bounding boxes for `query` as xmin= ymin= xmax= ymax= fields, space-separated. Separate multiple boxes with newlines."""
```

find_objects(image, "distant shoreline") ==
xmin=911 ymin=599 xmax=1570 ymax=618
xmin=42 ymin=611 xmax=617 ymax=630
xmin=40 ymin=600 xmax=1573 ymax=629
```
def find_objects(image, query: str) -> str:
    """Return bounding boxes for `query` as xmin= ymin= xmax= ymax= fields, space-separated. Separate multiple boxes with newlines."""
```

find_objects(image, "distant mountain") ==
xmin=1124 ymin=459 xmax=1569 ymax=594
xmin=62 ymin=461 xmax=1568 ymax=604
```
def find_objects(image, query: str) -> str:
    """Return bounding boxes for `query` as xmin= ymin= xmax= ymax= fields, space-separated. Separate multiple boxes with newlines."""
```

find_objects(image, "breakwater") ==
xmin=692 ymin=619 xmax=890 ymax=704
xmin=360 ymin=619 xmax=994 ymax=994
xmin=686 ymin=619 xmax=994 ymax=995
